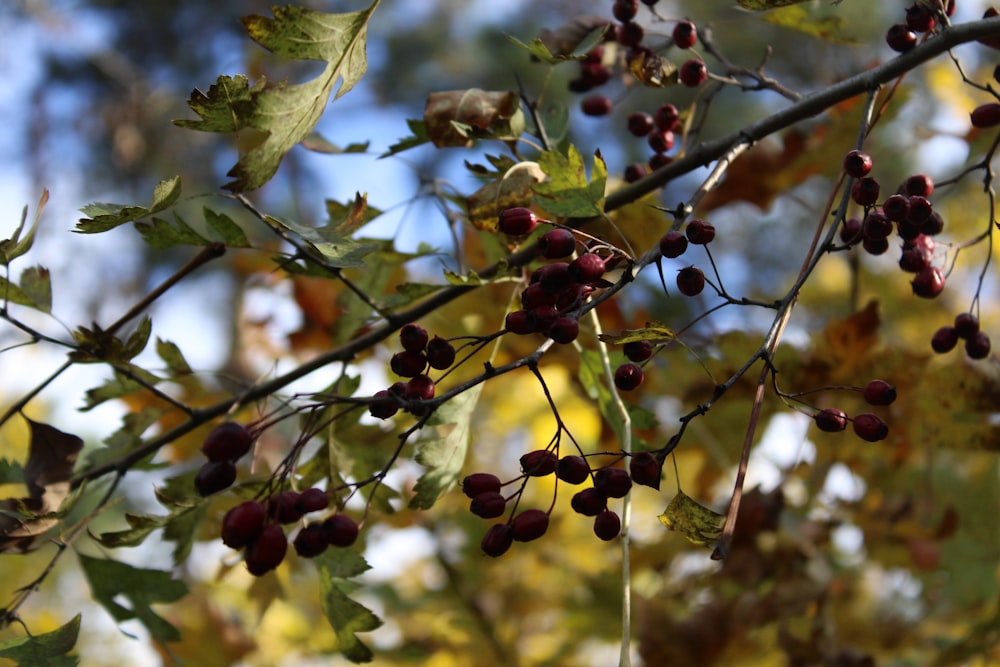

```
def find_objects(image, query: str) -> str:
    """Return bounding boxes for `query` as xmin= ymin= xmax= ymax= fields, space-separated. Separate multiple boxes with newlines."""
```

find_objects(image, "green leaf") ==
xmin=317 ymin=550 xmax=382 ymax=663
xmin=0 ymin=459 xmax=24 ymax=485
xmin=598 ymin=321 xmax=677 ymax=345
xmin=203 ymin=208 xmax=251 ymax=247
xmin=0 ymin=273 xmax=49 ymax=312
xmin=264 ymin=214 xmax=379 ymax=269
xmin=506 ymin=26 xmax=606 ymax=65
xmin=122 ymin=317 xmax=153 ymax=361
xmin=409 ymin=386 xmax=483 ymax=510
xmin=18 ymin=266 xmax=52 ymax=313
xmin=761 ymin=5 xmax=852 ymax=43
xmin=382 ymin=119 xmax=430 ymax=157
xmin=302 ymin=132 xmax=370 ymax=154
xmin=81 ymin=366 xmax=161 ymax=411
xmin=1 ymin=189 xmax=48 ymax=266
xmin=658 ymin=490 xmax=725 ymax=548
xmin=135 ymin=214 xmax=209 ymax=248
xmin=84 ymin=408 xmax=164 ymax=470
xmin=79 ymin=554 xmax=187 ymax=643
xmin=532 ymin=145 xmax=607 ymax=218
xmin=737 ymin=0 xmax=812 ymax=9
xmin=0 ymin=613 xmax=80 ymax=667
xmin=76 ymin=177 xmax=182 ymax=233
xmin=156 ymin=337 xmax=193 ymax=376
xmin=176 ymin=3 xmax=381 ymax=192
xmin=326 ymin=192 xmax=382 ymax=236
xmin=97 ymin=494 xmax=204 ymax=565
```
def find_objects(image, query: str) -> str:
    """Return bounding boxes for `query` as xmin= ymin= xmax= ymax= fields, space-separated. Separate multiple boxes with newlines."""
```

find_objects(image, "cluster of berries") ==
xmin=466 ymin=449 xmax=662 ymax=557
xmin=813 ymin=379 xmax=896 ymax=442
xmin=840 ymin=151 xmax=948 ymax=299
xmin=498 ymin=207 xmax=614 ymax=345
xmin=884 ymin=2 xmax=955 ymax=53
xmin=195 ymin=421 xmax=254 ymax=496
xmin=369 ymin=323 xmax=457 ymax=420
xmin=932 ymin=312 xmax=991 ymax=359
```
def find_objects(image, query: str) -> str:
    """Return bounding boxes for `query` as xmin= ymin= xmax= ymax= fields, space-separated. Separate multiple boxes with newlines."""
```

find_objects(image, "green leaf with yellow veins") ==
xmin=599 ymin=322 xmax=677 ymax=345
xmin=533 ymin=145 xmax=607 ymax=218
xmin=659 ymin=490 xmax=726 ymax=548
xmin=175 ymin=2 xmax=380 ymax=192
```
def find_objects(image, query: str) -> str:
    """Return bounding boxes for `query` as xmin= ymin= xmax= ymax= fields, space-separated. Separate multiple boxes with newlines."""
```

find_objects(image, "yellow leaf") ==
xmin=658 ymin=490 xmax=725 ymax=548
xmin=737 ymin=0 xmax=812 ymax=10
xmin=598 ymin=321 xmax=676 ymax=345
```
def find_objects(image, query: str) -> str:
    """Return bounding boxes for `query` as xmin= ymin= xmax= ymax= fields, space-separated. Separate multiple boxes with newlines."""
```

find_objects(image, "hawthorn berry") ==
xmin=480 ymin=524 xmax=514 ymax=557
xmin=612 ymin=0 xmax=638 ymax=22
xmin=616 ymin=22 xmax=645 ymax=47
xmin=647 ymin=129 xmax=675 ymax=154
xmin=903 ymin=173 xmax=934 ymax=198
xmin=399 ymin=323 xmax=428 ymax=353
xmin=470 ymin=492 xmax=507 ymax=519
xmin=965 ymin=331 xmax=991 ymax=359
xmin=594 ymin=467 xmax=632 ymax=498
xmin=629 ymin=451 xmax=661 ymax=488
xmin=863 ymin=210 xmax=893 ymax=239
xmin=505 ymin=310 xmax=536 ymax=335
xmin=201 ymin=422 xmax=252 ymax=462
xmin=685 ymin=219 xmax=716 ymax=245
xmin=425 ymin=336 xmax=456 ymax=370
xmin=537 ymin=262 xmax=574 ymax=293
xmin=614 ymin=362 xmax=644 ymax=391
xmin=672 ymin=20 xmax=697 ymax=49
xmin=853 ymin=413 xmax=889 ymax=442
xmin=862 ymin=235 xmax=890 ymax=256
xmin=676 ymin=266 xmax=706 ymax=296
xmin=539 ymin=228 xmax=577 ymax=259
xmin=840 ymin=217 xmax=863 ymax=245
xmin=581 ymin=94 xmax=614 ymax=116
xmin=886 ymin=24 xmax=917 ymax=52
xmin=627 ymin=112 xmax=655 ymax=137
xmin=814 ymin=408 xmax=848 ymax=433
xmin=581 ymin=62 xmax=612 ymax=87
xmin=863 ymin=380 xmax=897 ymax=406
xmin=624 ymin=162 xmax=648 ymax=183
xmin=655 ymin=104 xmax=680 ymax=131
xmin=195 ymin=460 xmax=237 ymax=496
xmin=557 ymin=455 xmax=591 ymax=485
xmin=911 ymin=266 xmax=945 ymax=298
xmin=954 ymin=313 xmax=980 ymax=340
xmin=623 ymin=340 xmax=654 ymax=362
xmin=547 ymin=316 xmax=580 ymax=344
xmin=296 ymin=487 xmax=330 ymax=514
xmin=369 ymin=390 xmax=399 ymax=420
xmin=679 ymin=59 xmax=708 ymax=87
xmin=245 ymin=524 xmax=288 ymax=576
xmin=498 ymin=207 xmax=539 ymax=236
xmin=511 ymin=509 xmax=550 ymax=542
xmin=851 ymin=177 xmax=881 ymax=207
xmin=405 ymin=374 xmax=436 ymax=401
xmin=221 ymin=500 xmax=267 ymax=549
xmin=571 ymin=488 xmax=607 ymax=516
xmin=390 ymin=350 xmax=427 ymax=377
xmin=530 ymin=305 xmax=559 ymax=331
xmin=843 ymin=150 xmax=873 ymax=178
xmin=898 ymin=236 xmax=934 ymax=273
xmin=270 ymin=490 xmax=304 ymax=524
xmin=907 ymin=196 xmax=933 ymax=224
xmin=931 ymin=326 xmax=959 ymax=353
xmin=463 ymin=472 xmax=502 ymax=498
xmin=594 ymin=510 xmax=622 ymax=541
xmin=649 ymin=153 xmax=672 ymax=170
xmin=570 ymin=253 xmax=606 ymax=284
xmin=921 ymin=211 xmax=944 ymax=236
xmin=970 ymin=103 xmax=1000 ymax=129
xmin=520 ymin=449 xmax=558 ymax=477
xmin=293 ymin=524 xmax=329 ymax=558
xmin=905 ymin=3 xmax=936 ymax=32
xmin=522 ymin=283 xmax=556 ymax=309
xmin=882 ymin=194 xmax=910 ymax=222
xmin=323 ymin=514 xmax=359 ymax=547
xmin=659 ymin=230 xmax=688 ymax=258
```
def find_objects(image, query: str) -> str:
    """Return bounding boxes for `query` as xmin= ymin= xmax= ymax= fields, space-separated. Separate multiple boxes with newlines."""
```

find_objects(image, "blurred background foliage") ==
xmin=0 ymin=0 xmax=998 ymax=665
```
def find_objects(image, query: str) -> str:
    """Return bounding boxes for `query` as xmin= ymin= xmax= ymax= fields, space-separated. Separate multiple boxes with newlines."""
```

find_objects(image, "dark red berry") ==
xmin=672 ymin=20 xmax=697 ymax=49
xmin=906 ymin=3 xmax=936 ymax=32
xmin=463 ymin=472 xmax=502 ymax=498
xmin=322 ymin=514 xmax=359 ymax=547
xmin=655 ymin=104 xmax=680 ymax=131
xmin=505 ymin=310 xmax=537 ymax=335
xmin=685 ymin=219 xmax=715 ymax=245
xmin=624 ymin=162 xmax=648 ymax=183
xmin=614 ymin=362 xmax=645 ymax=391
xmin=851 ymin=177 xmax=881 ymax=206
xmin=405 ymin=374 xmax=435 ymax=401
xmin=520 ymin=449 xmax=558 ymax=477
xmin=570 ymin=253 xmax=606 ymax=283
xmin=581 ymin=94 xmax=614 ymax=116
xmin=245 ymin=524 xmax=288 ymax=575
xmin=511 ymin=509 xmax=549 ymax=542
xmin=547 ymin=316 xmax=580 ymax=344
xmin=470 ymin=492 xmax=507 ymax=519
xmin=814 ymin=408 xmax=848 ymax=433
xmin=557 ymin=455 xmax=591 ymax=485
xmin=369 ymin=390 xmax=399 ymax=420
xmin=843 ymin=150 xmax=873 ymax=178
xmin=595 ymin=467 xmax=632 ymax=498
xmin=840 ymin=217 xmax=863 ymax=245
xmin=296 ymin=487 xmax=330 ymax=514
xmin=399 ymin=323 xmax=428 ymax=352
xmin=921 ymin=211 xmax=944 ymax=236
xmin=555 ymin=283 xmax=592 ymax=312
xmin=613 ymin=0 xmax=638 ymax=22
xmin=624 ymin=340 xmax=653 ymax=362
xmin=521 ymin=283 xmax=556 ymax=310
xmin=931 ymin=326 xmax=959 ymax=353
xmin=965 ymin=331 xmax=991 ymax=359
xmin=954 ymin=312 xmax=980 ymax=340
xmin=480 ymin=524 xmax=514 ymax=557
xmin=647 ymin=129 xmax=675 ymax=154
xmin=390 ymin=350 xmax=427 ymax=378
xmin=627 ymin=112 xmax=655 ymax=137
xmin=970 ymin=103 xmax=1000 ymax=129
xmin=862 ymin=235 xmax=890 ymax=256
xmin=907 ymin=196 xmax=933 ymax=224
xmin=629 ymin=451 xmax=661 ymax=488
xmin=537 ymin=262 xmax=574 ymax=293
xmin=616 ymin=22 xmax=645 ymax=47
xmin=898 ymin=236 xmax=935 ymax=273
xmin=863 ymin=210 xmax=893 ymax=239
xmin=594 ymin=510 xmax=622 ymax=541
xmin=530 ymin=305 xmax=559 ymax=331
xmin=649 ymin=153 xmax=673 ymax=170
xmin=498 ymin=207 xmax=538 ymax=236
xmin=886 ymin=24 xmax=917 ymax=52
xmin=270 ymin=490 xmax=303 ymax=524
xmin=581 ymin=62 xmax=612 ymax=87
xmin=201 ymin=422 xmax=252 ymax=462
xmin=659 ymin=231 xmax=688 ymax=258
xmin=425 ymin=336 xmax=456 ymax=370
xmin=571 ymin=488 xmax=607 ymax=516
xmin=903 ymin=173 xmax=934 ymax=198
xmin=863 ymin=380 xmax=897 ymax=406
xmin=539 ymin=228 xmax=577 ymax=258
xmin=676 ymin=266 xmax=706 ymax=296
xmin=679 ymin=59 xmax=708 ymax=87
xmin=293 ymin=524 xmax=329 ymax=558
xmin=195 ymin=460 xmax=237 ymax=496
xmin=896 ymin=219 xmax=922 ymax=242
xmin=882 ymin=194 xmax=910 ymax=222
xmin=911 ymin=266 xmax=945 ymax=298
xmin=853 ymin=413 xmax=889 ymax=442
xmin=221 ymin=500 xmax=267 ymax=549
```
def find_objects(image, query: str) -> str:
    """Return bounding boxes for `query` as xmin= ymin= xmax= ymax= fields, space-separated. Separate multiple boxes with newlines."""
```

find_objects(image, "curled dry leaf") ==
xmin=536 ymin=15 xmax=611 ymax=58
xmin=424 ymin=89 xmax=524 ymax=148
xmin=0 ymin=418 xmax=84 ymax=553
xmin=466 ymin=161 xmax=546 ymax=231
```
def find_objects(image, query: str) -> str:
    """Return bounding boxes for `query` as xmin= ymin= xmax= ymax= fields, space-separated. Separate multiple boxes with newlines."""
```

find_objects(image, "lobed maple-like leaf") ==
xmin=532 ymin=145 xmax=607 ymax=218
xmin=175 ymin=3 xmax=381 ymax=192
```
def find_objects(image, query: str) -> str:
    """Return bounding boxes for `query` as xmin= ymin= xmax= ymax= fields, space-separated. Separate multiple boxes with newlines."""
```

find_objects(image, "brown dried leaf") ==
xmin=536 ymin=15 xmax=611 ymax=58
xmin=424 ymin=89 xmax=523 ymax=148
xmin=0 ymin=419 xmax=83 ymax=553
xmin=466 ymin=162 xmax=547 ymax=231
